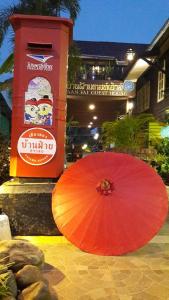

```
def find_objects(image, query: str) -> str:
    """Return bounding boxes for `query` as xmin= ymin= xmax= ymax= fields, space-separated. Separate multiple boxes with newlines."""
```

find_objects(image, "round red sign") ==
xmin=17 ymin=128 xmax=56 ymax=166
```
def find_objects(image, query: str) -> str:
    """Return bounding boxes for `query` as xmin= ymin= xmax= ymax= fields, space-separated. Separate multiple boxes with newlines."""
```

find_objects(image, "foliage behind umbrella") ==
xmin=0 ymin=133 xmax=10 ymax=185
xmin=101 ymin=114 xmax=156 ymax=153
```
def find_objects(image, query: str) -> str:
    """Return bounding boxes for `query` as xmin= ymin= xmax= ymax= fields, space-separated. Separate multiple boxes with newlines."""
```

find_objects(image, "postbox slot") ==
xmin=27 ymin=42 xmax=52 ymax=50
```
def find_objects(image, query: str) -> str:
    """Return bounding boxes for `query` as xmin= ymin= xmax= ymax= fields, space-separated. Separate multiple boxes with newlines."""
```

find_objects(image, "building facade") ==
xmin=67 ymin=41 xmax=148 ymax=127
xmin=66 ymin=41 xmax=147 ymax=151
xmin=125 ymin=19 xmax=169 ymax=122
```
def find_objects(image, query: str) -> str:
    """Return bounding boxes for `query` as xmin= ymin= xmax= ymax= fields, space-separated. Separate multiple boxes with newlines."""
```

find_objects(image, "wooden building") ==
xmin=125 ymin=19 xmax=169 ymax=122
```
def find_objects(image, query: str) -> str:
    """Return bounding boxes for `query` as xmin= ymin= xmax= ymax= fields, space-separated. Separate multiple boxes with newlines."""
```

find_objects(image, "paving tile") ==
xmin=131 ymin=292 xmax=160 ymax=300
xmin=15 ymin=220 xmax=169 ymax=300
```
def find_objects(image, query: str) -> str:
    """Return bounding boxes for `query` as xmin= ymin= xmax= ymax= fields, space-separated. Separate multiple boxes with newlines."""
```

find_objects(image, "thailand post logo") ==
xmin=26 ymin=54 xmax=53 ymax=72
xmin=26 ymin=54 xmax=53 ymax=63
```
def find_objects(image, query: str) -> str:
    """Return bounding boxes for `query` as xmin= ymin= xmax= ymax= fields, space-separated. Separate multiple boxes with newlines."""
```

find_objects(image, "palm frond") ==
xmin=61 ymin=0 xmax=80 ymax=20
xmin=0 ymin=78 xmax=13 ymax=91
xmin=0 ymin=5 xmax=15 ymax=46
xmin=0 ymin=53 xmax=14 ymax=74
xmin=0 ymin=0 xmax=80 ymax=47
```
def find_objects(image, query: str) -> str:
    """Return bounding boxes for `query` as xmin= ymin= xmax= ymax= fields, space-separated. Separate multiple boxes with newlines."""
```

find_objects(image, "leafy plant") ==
xmin=68 ymin=43 xmax=82 ymax=83
xmin=0 ymin=257 xmax=14 ymax=298
xmin=151 ymin=138 xmax=169 ymax=183
xmin=101 ymin=113 xmax=155 ymax=153
xmin=0 ymin=0 xmax=80 ymax=47
xmin=0 ymin=134 xmax=10 ymax=185
xmin=101 ymin=121 xmax=116 ymax=149
xmin=0 ymin=54 xmax=14 ymax=76
xmin=0 ymin=276 xmax=10 ymax=298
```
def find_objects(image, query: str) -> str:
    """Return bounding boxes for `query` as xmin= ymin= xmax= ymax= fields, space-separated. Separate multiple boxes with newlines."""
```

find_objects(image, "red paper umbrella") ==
xmin=52 ymin=152 xmax=168 ymax=255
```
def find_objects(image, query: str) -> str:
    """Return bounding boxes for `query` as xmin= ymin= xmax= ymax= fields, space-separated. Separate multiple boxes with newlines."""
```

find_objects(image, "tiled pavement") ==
xmin=16 ymin=219 xmax=169 ymax=300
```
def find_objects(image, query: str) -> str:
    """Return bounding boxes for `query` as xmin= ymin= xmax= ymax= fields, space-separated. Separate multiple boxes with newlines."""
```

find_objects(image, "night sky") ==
xmin=74 ymin=0 xmax=169 ymax=43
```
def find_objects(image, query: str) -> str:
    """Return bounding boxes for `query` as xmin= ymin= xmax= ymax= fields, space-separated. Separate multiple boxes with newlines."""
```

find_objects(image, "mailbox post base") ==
xmin=0 ymin=178 xmax=60 ymax=236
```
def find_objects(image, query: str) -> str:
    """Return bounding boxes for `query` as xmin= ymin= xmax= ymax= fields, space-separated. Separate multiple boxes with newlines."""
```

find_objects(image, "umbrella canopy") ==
xmin=52 ymin=152 xmax=168 ymax=255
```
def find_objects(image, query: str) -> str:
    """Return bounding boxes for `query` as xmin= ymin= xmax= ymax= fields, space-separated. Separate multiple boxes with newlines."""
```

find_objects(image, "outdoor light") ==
xmin=126 ymin=101 xmax=134 ymax=115
xmin=92 ymin=66 xmax=100 ymax=73
xmin=89 ymin=104 xmax=95 ymax=110
xmin=93 ymin=133 xmax=99 ymax=140
xmin=93 ymin=116 xmax=98 ymax=120
xmin=82 ymin=144 xmax=88 ymax=150
xmin=126 ymin=48 xmax=135 ymax=62
xmin=127 ymin=101 xmax=134 ymax=111
xmin=92 ymin=66 xmax=95 ymax=74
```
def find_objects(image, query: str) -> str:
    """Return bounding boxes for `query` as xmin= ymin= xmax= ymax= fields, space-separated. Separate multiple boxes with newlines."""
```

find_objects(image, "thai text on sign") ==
xmin=17 ymin=128 xmax=56 ymax=166
xmin=67 ymin=82 xmax=128 ymax=97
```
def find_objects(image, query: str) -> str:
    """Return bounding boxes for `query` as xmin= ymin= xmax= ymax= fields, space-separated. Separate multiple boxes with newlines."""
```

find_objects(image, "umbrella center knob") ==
xmin=96 ymin=179 xmax=114 ymax=196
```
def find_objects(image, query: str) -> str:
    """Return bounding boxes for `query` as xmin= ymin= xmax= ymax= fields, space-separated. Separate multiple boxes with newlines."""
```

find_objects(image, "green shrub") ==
xmin=101 ymin=114 xmax=155 ymax=153
xmin=151 ymin=138 xmax=169 ymax=184
xmin=0 ymin=276 xmax=11 ymax=298
xmin=0 ymin=134 xmax=10 ymax=185
xmin=0 ymin=258 xmax=14 ymax=298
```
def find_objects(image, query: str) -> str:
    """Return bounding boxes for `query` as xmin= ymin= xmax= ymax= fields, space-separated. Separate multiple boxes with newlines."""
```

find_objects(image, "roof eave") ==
xmin=124 ymin=58 xmax=150 ymax=82
xmin=148 ymin=19 xmax=169 ymax=51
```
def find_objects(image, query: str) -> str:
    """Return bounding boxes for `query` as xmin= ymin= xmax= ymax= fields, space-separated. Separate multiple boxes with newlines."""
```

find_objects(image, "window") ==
xmin=137 ymin=81 xmax=150 ymax=113
xmin=157 ymin=60 xmax=166 ymax=102
xmin=78 ymin=61 xmax=126 ymax=81
xmin=91 ymin=65 xmax=106 ymax=80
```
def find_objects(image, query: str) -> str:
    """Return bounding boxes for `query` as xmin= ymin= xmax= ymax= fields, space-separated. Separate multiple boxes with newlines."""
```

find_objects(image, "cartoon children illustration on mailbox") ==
xmin=38 ymin=95 xmax=53 ymax=125
xmin=24 ymin=77 xmax=53 ymax=126
xmin=24 ymin=98 xmax=39 ymax=124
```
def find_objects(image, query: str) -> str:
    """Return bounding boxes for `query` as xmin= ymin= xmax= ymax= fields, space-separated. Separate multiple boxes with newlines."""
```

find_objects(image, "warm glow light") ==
xmin=126 ymin=48 xmax=135 ymax=61
xmin=125 ymin=58 xmax=150 ymax=82
xmin=89 ymin=122 xmax=93 ymax=125
xmin=93 ymin=133 xmax=99 ymax=140
xmin=93 ymin=116 xmax=98 ymax=120
xmin=127 ymin=53 xmax=134 ymax=61
xmin=89 ymin=104 xmax=95 ymax=110
xmin=17 ymin=236 xmax=67 ymax=245
xmin=126 ymin=101 xmax=134 ymax=113
xmin=82 ymin=144 xmax=88 ymax=150
xmin=128 ymin=102 xmax=134 ymax=110
xmin=88 ymin=124 xmax=92 ymax=128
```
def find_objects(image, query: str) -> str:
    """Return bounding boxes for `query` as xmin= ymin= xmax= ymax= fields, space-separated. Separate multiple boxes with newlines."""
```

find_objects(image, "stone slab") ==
xmin=0 ymin=179 xmax=60 ymax=236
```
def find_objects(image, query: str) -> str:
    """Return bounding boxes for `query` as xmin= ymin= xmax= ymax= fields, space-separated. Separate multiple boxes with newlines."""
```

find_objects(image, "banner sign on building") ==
xmin=67 ymin=80 xmax=135 ymax=98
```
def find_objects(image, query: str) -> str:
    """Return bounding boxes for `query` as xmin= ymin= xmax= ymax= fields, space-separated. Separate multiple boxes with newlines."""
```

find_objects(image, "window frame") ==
xmin=157 ymin=59 xmax=166 ymax=102
xmin=137 ymin=81 xmax=150 ymax=113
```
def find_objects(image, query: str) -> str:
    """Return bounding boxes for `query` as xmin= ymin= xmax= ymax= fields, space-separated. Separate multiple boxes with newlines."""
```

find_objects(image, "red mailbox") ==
xmin=9 ymin=14 xmax=73 ymax=178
